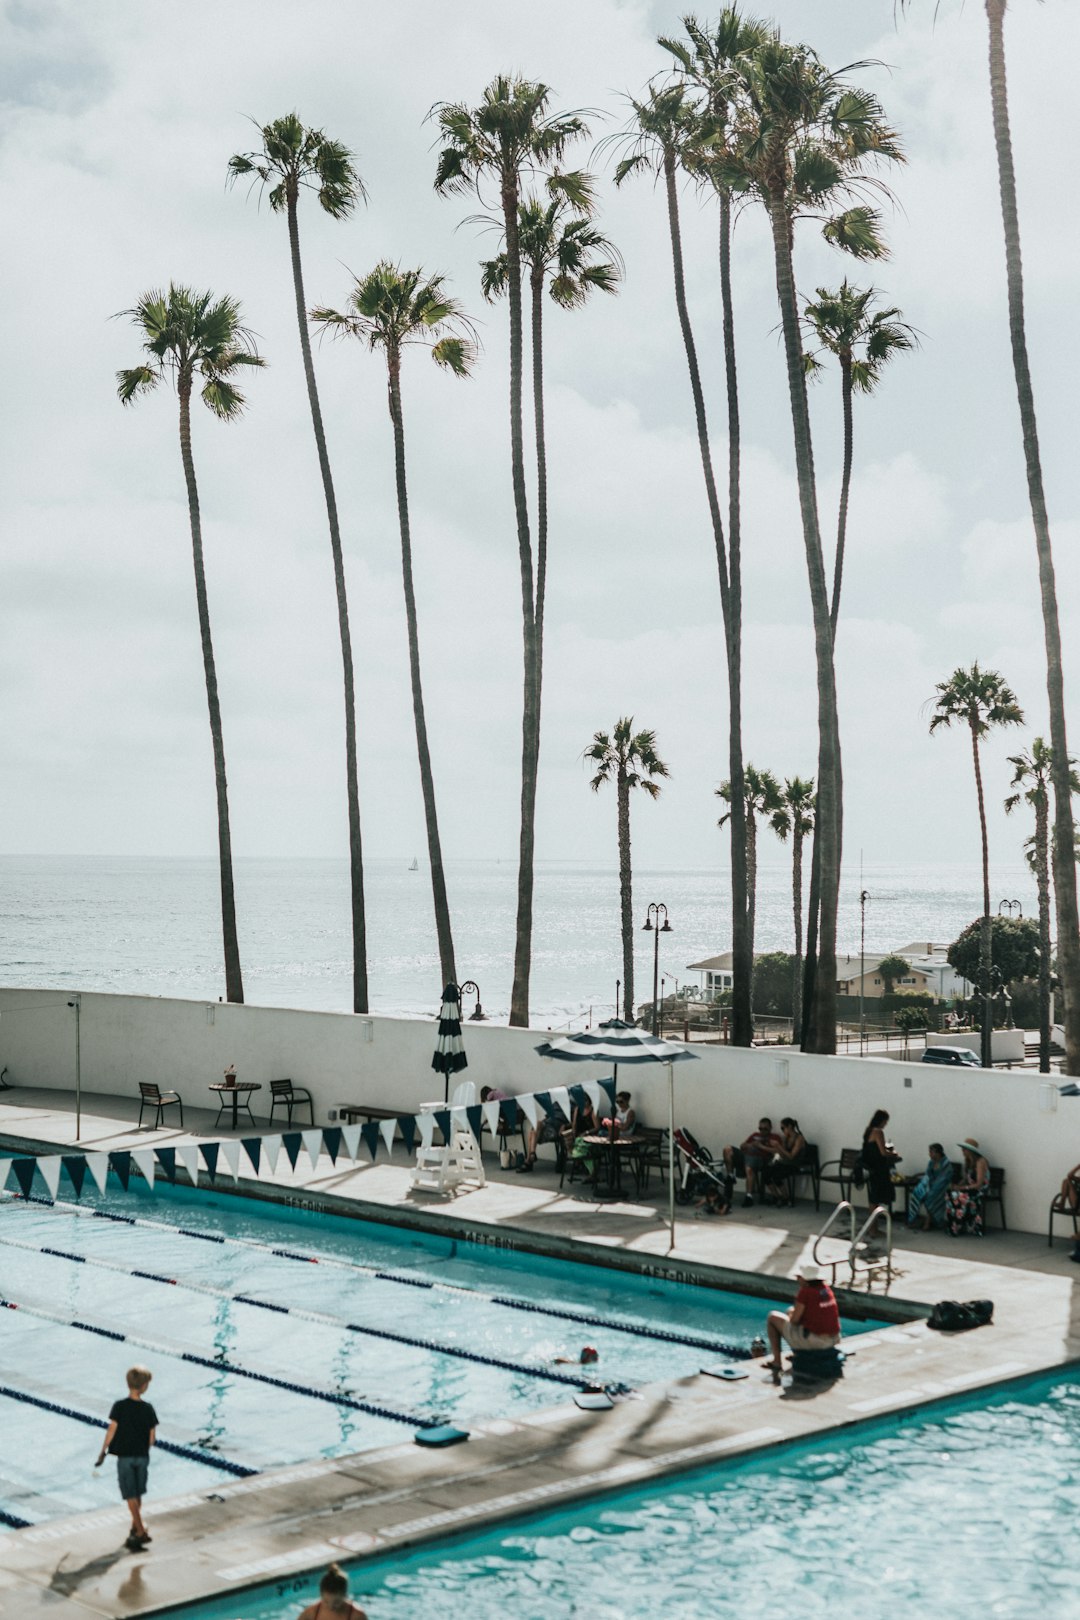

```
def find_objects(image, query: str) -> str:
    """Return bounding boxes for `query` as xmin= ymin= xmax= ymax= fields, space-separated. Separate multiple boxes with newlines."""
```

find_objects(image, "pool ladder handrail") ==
xmin=849 ymin=1204 xmax=893 ymax=1288
xmin=811 ymin=1199 xmax=856 ymax=1285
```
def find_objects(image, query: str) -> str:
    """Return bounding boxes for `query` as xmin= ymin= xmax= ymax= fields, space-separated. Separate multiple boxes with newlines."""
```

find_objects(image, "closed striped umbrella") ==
xmin=432 ymin=982 xmax=468 ymax=1103
xmin=535 ymin=1019 xmax=698 ymax=1246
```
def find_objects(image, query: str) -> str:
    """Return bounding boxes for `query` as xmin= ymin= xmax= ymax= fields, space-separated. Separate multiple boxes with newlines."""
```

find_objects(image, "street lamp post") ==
xmin=859 ymin=889 xmax=870 ymax=1055
xmin=67 ymin=995 xmax=81 ymax=1141
xmin=642 ymin=903 xmax=672 ymax=1037
xmin=457 ymin=981 xmax=487 ymax=1022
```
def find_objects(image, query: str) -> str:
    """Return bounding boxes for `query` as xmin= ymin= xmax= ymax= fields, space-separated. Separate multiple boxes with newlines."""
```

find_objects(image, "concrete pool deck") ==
xmin=2 ymin=1086 xmax=1080 ymax=1618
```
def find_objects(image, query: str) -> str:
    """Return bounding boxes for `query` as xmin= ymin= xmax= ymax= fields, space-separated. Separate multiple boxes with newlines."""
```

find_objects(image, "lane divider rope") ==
xmin=0 ymin=1234 xmax=611 ymax=1392
xmin=4 ymin=1194 xmax=753 ymax=1360
xmin=0 ymin=1381 xmax=256 ymax=1476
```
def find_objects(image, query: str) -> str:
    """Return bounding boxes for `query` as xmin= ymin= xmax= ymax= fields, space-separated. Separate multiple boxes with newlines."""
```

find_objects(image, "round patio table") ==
xmin=578 ymin=1132 xmax=641 ymax=1199
xmin=209 ymin=1081 xmax=262 ymax=1130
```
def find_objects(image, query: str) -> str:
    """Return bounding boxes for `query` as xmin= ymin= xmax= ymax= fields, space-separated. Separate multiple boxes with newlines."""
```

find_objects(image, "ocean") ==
xmin=0 ymin=855 xmax=1038 ymax=1026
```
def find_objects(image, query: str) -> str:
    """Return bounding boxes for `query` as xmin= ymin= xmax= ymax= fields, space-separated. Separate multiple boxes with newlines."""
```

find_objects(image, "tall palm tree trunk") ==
xmin=662 ymin=150 xmax=751 ymax=1043
xmin=387 ymin=354 xmax=457 ymax=987
xmin=831 ymin=354 xmax=854 ymax=632
xmin=286 ymin=192 xmax=368 ymax=1014
xmin=505 ymin=182 xmax=539 ymax=1028
xmin=1035 ymin=794 xmax=1052 ymax=1074
xmin=531 ymin=266 xmax=548 ymax=759
xmin=767 ymin=194 xmax=841 ymax=1054
xmin=986 ymin=0 xmax=1080 ymax=1076
xmin=971 ymin=720 xmax=994 ymax=1069
xmin=746 ymin=810 xmax=758 ymax=1012
xmin=718 ymin=189 xmax=752 ymax=1047
xmin=616 ymin=773 xmax=634 ymax=1020
xmin=178 ymin=381 xmax=244 ymax=1004
xmin=792 ymin=830 xmax=804 ymax=1034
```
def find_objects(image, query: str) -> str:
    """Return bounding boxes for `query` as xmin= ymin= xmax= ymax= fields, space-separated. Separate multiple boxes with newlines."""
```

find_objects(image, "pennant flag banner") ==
xmin=519 ymin=1094 xmax=539 ymax=1128
xmin=418 ymin=1112 xmax=436 ymax=1150
xmin=583 ymin=1080 xmax=601 ymax=1111
xmin=500 ymin=1097 xmax=519 ymax=1132
xmin=154 ymin=1146 xmax=177 ymax=1183
xmin=397 ymin=1115 xmax=418 ymax=1154
xmin=219 ymin=1141 xmax=241 ymax=1181
xmin=341 ymin=1125 xmax=362 ymax=1161
xmin=534 ymin=1091 xmax=553 ymax=1119
xmin=38 ymin=1157 xmax=62 ymax=1199
xmin=466 ymin=1105 xmax=483 ymax=1142
xmin=481 ymin=1100 xmax=500 ymax=1138
xmin=0 ymin=1160 xmax=10 ymax=1194
xmin=301 ymin=1129 xmax=323 ymax=1169
xmin=63 ymin=1156 xmax=87 ymax=1198
xmin=12 ymin=1158 xmax=37 ymax=1200
xmin=569 ymin=1084 xmax=588 ymax=1111
xmin=86 ymin=1153 xmax=110 ymax=1196
xmin=131 ymin=1149 xmax=156 ymax=1190
xmin=176 ymin=1145 xmax=200 ymax=1188
xmin=240 ymin=1139 xmax=263 ymax=1177
xmin=282 ymin=1133 xmax=303 ymax=1172
xmin=322 ymin=1126 xmax=343 ymax=1165
xmin=360 ymin=1121 xmax=380 ymax=1162
xmin=109 ymin=1151 xmax=132 ymax=1192
xmin=261 ymin=1136 xmax=282 ymax=1176
xmin=378 ymin=1118 xmax=396 ymax=1156
xmin=433 ymin=1109 xmax=452 ymax=1146
xmin=199 ymin=1142 xmax=220 ymax=1183
xmin=599 ymin=1078 xmax=617 ymax=1110
xmin=550 ymin=1087 xmax=571 ymax=1123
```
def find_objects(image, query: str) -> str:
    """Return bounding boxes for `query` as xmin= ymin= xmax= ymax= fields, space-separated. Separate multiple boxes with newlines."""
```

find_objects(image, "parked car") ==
xmin=921 ymin=1046 xmax=981 ymax=1068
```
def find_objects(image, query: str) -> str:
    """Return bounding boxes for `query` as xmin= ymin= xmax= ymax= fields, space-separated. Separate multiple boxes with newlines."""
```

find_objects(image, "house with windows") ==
xmin=689 ymin=942 xmax=966 ymax=1001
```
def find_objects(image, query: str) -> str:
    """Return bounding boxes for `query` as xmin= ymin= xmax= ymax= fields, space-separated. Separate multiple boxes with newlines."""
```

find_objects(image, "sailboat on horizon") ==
xmin=408 ymin=856 xmax=419 ymax=872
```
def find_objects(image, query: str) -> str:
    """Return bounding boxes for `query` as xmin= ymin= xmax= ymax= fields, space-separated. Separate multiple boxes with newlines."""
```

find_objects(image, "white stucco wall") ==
xmin=0 ymin=987 xmax=1071 ymax=1238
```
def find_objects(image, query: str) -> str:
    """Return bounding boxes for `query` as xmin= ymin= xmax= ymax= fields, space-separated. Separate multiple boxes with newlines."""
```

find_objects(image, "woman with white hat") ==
xmin=944 ymin=1139 xmax=990 ymax=1237
xmin=762 ymin=1262 xmax=841 ymax=1372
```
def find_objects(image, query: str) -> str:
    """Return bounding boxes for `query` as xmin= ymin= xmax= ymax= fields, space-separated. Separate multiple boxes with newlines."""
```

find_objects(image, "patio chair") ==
xmin=1048 ymin=1179 xmax=1080 ymax=1248
xmin=138 ymin=1081 xmax=183 ymax=1130
xmin=268 ymin=1078 xmax=314 ymax=1127
xmin=632 ymin=1127 xmax=668 ymax=1193
xmin=817 ymin=1147 xmax=861 ymax=1206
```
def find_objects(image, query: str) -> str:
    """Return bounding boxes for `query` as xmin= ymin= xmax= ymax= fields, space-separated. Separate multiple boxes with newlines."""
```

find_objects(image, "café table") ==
xmin=209 ymin=1081 xmax=262 ymax=1130
xmin=578 ymin=1132 xmax=642 ymax=1200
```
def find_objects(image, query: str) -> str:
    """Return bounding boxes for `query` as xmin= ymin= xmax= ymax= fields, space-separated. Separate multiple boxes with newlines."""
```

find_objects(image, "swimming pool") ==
xmin=0 ymin=1174 xmax=877 ymax=1528
xmin=174 ymin=1369 xmax=1080 ymax=1619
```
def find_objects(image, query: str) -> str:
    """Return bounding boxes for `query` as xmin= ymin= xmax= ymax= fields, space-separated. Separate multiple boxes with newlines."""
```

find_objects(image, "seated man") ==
xmin=762 ymin=1262 xmax=840 ymax=1371
xmin=724 ymin=1116 xmax=782 ymax=1207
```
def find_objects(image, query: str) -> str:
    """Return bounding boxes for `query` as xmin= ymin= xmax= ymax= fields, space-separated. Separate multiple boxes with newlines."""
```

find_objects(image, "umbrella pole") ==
xmin=667 ymin=1061 xmax=675 ymax=1251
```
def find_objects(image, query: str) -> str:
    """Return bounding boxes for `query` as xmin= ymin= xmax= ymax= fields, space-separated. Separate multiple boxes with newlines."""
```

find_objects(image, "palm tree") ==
xmin=227 ymin=114 xmax=370 ymax=1014
xmin=433 ymin=76 xmax=587 ymax=1028
xmin=929 ymin=664 xmax=1024 ymax=1066
xmin=117 ymin=286 xmax=265 ymax=1004
xmin=901 ymin=0 xmax=1080 ymax=1081
xmin=585 ymin=720 xmax=669 ymax=1022
xmin=770 ymin=776 xmax=815 ymax=1035
xmin=716 ymin=764 xmax=783 ymax=1012
xmin=312 ymin=266 xmax=474 ymax=990
xmin=610 ymin=80 xmax=757 ymax=1049
xmin=716 ymin=36 xmax=903 ymax=1054
xmin=481 ymin=177 xmax=621 ymax=785
xmin=802 ymin=281 xmax=915 ymax=629
xmin=1005 ymin=739 xmax=1079 ymax=1073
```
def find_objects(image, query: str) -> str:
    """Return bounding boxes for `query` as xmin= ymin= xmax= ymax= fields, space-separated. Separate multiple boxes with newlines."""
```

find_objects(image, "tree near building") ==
xmin=947 ymin=915 xmax=1040 ymax=996
xmin=770 ymin=776 xmax=815 ymax=1036
xmin=929 ymin=663 xmax=1024 ymax=1065
xmin=876 ymin=954 xmax=913 ymax=997
xmin=717 ymin=765 xmax=783 ymax=1014
xmin=585 ymin=719 xmax=669 ymax=1024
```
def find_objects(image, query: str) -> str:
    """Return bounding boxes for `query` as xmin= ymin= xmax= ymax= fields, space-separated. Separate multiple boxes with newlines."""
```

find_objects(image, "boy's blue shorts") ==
xmin=117 ymin=1456 xmax=149 ymax=1501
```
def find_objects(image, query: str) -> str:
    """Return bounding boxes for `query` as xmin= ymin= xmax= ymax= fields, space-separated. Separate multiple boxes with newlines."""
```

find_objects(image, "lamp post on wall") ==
xmin=859 ymin=889 xmax=870 ymax=1055
xmin=67 ymin=995 xmax=81 ymax=1141
xmin=457 ymin=981 xmax=487 ymax=1022
xmin=642 ymin=903 xmax=672 ymax=1037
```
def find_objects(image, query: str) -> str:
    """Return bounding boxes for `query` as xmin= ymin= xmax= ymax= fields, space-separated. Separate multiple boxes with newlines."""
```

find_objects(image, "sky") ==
xmin=1 ymin=0 xmax=1077 ymax=880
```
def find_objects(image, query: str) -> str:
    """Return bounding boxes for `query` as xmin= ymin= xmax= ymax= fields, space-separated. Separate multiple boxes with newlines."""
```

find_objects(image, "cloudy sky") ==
xmin=2 ymin=0 xmax=1077 ymax=879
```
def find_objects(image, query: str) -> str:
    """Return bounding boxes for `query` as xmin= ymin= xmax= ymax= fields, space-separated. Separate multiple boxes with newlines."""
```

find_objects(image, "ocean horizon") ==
xmin=0 ymin=854 xmax=1039 ymax=1026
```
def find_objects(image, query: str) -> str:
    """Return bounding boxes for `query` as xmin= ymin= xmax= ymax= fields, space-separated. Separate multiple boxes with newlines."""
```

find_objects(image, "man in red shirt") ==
xmin=762 ymin=1263 xmax=841 ymax=1371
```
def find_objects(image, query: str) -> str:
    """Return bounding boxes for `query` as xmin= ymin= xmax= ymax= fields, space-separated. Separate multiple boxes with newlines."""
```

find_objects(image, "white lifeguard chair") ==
xmin=410 ymin=1079 xmax=486 ymax=1194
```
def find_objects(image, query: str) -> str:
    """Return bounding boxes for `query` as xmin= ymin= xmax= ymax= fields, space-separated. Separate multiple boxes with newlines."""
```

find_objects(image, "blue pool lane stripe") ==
xmin=6 ymin=1195 xmax=754 ymax=1361
xmin=0 ymin=1383 xmax=256 ymax=1476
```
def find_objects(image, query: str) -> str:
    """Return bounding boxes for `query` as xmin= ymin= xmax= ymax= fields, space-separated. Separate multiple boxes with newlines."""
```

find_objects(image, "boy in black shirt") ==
xmin=95 ymin=1365 xmax=158 ymax=1550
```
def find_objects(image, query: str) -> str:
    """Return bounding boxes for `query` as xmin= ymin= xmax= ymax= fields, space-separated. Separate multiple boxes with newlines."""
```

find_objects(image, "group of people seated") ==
xmin=689 ymin=1116 xmax=809 ymax=1216
xmin=480 ymin=1084 xmax=635 ymax=1176
xmin=861 ymin=1110 xmax=993 ymax=1239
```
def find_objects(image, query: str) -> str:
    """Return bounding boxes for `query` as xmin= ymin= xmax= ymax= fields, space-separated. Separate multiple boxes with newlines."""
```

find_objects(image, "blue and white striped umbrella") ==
xmin=432 ymin=982 xmax=468 ymax=1103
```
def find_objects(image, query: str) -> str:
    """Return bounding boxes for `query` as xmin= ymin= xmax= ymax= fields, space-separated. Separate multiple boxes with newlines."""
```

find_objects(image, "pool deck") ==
xmin=2 ymin=1085 xmax=1079 ymax=1618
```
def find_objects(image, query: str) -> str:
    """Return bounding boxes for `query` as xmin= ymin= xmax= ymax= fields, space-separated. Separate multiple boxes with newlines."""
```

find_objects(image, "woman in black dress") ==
xmin=861 ymin=1109 xmax=901 ymax=1246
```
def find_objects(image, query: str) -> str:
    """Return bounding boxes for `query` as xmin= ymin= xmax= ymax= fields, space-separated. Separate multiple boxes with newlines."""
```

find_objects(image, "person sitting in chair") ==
xmin=724 ymin=1117 xmax=782 ymax=1208
xmin=762 ymin=1117 xmax=806 ymax=1206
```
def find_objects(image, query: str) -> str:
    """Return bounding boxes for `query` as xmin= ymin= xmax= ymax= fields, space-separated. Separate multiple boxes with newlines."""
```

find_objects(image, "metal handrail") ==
xmin=850 ymin=1204 xmax=893 ymax=1288
xmin=812 ymin=1200 xmax=856 ymax=1285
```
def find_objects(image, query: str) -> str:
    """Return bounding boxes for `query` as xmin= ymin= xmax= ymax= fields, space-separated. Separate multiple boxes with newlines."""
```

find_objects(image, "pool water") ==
xmin=0 ymin=1177 xmax=875 ymax=1528
xmin=178 ymin=1371 xmax=1080 ymax=1619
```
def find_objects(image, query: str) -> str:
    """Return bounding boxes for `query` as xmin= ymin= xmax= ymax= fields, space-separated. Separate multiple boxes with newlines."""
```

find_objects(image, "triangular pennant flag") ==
xmin=176 ymin=1145 xmax=200 ymax=1187
xmin=63 ymin=1156 xmax=88 ymax=1198
xmin=550 ymin=1087 xmax=572 ymax=1123
xmin=397 ymin=1115 xmax=418 ymax=1153
xmin=0 ymin=1159 xmax=10 ymax=1194
xmin=418 ymin=1112 xmax=436 ymax=1149
xmin=360 ymin=1121 xmax=380 ymax=1162
xmin=219 ymin=1141 xmax=241 ymax=1181
xmin=38 ymin=1158 xmax=62 ymax=1200
xmin=339 ymin=1124 xmax=361 ymax=1161
xmin=260 ymin=1136 xmax=282 ymax=1176
xmin=583 ymin=1081 xmax=601 ymax=1111
xmin=282 ymin=1133 xmax=303 ymax=1171
xmin=131 ymin=1149 xmax=156 ymax=1190
xmin=199 ymin=1142 xmax=220 ymax=1183
xmin=85 ymin=1152 xmax=111 ymax=1196
xmin=12 ymin=1159 xmax=37 ymax=1199
xmin=301 ymin=1129 xmax=323 ymax=1169
xmin=519 ymin=1093 xmax=539 ymax=1128
xmin=534 ymin=1091 xmax=554 ymax=1118
xmin=378 ymin=1118 xmax=396 ymax=1156
xmin=322 ymin=1127 xmax=343 ymax=1165
xmin=109 ymin=1151 xmax=132 ymax=1192
xmin=466 ymin=1104 xmax=483 ymax=1141
xmin=481 ymin=1100 xmax=500 ymax=1137
xmin=500 ymin=1096 xmax=519 ymax=1132
xmin=433 ymin=1109 xmax=452 ymax=1145
xmin=568 ymin=1084 xmax=588 ymax=1111
xmin=599 ymin=1078 xmax=617 ymax=1109
xmin=241 ymin=1138 xmax=262 ymax=1176
xmin=154 ymin=1146 xmax=177 ymax=1183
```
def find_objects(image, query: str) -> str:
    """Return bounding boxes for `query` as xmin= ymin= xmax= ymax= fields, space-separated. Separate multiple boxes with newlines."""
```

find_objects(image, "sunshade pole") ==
xmin=667 ymin=1060 xmax=675 ymax=1250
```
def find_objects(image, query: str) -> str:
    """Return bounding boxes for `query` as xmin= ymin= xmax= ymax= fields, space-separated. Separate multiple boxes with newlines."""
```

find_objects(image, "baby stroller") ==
xmin=674 ymin=1128 xmax=735 ymax=1209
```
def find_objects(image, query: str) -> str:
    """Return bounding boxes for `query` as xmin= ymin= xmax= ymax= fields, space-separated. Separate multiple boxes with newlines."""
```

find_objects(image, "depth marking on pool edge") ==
xmin=217 ymin=1543 xmax=341 ymax=1583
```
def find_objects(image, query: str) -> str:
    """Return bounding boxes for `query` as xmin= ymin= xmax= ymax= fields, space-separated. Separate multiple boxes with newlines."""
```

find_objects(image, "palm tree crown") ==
xmin=771 ymin=775 xmax=815 ymax=844
xmin=481 ymin=180 xmax=621 ymax=308
xmin=803 ymin=280 xmax=915 ymax=391
xmin=313 ymin=263 xmax=474 ymax=373
xmin=1005 ymin=738 xmax=1079 ymax=819
xmin=227 ymin=113 xmax=365 ymax=217
xmin=432 ymin=76 xmax=588 ymax=202
xmin=717 ymin=764 xmax=783 ymax=829
xmin=928 ymin=664 xmax=1024 ymax=741
xmin=117 ymin=285 xmax=265 ymax=414
xmin=586 ymin=719 xmax=670 ymax=799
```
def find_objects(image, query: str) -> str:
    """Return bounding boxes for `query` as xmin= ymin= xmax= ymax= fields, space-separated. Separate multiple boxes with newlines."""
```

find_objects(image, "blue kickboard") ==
xmin=415 ymin=1425 xmax=470 ymax=1447
xmin=574 ymin=1390 xmax=614 ymax=1410
xmin=701 ymin=1364 xmax=750 ymax=1382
